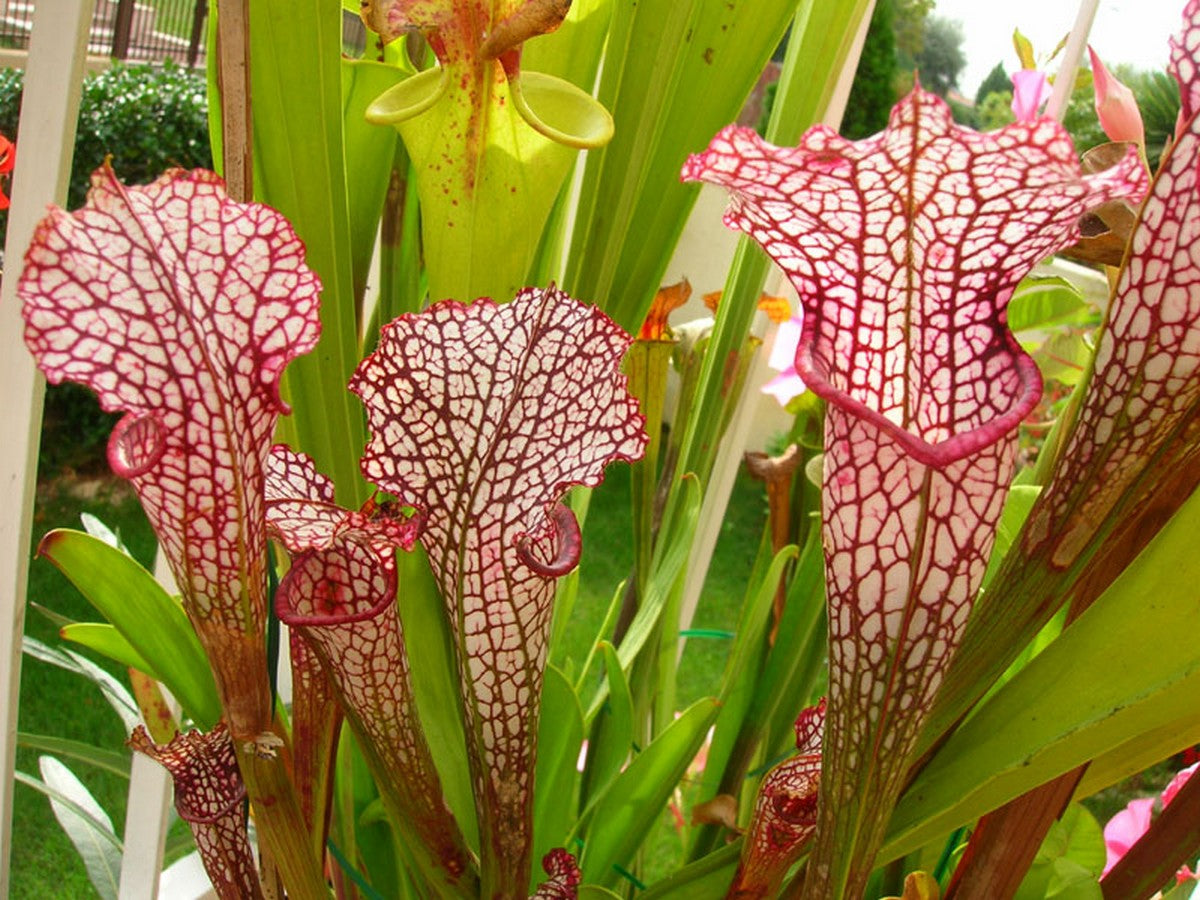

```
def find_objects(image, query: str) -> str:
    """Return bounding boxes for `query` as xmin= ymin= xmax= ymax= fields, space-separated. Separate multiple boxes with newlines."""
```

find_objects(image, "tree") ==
xmin=893 ymin=0 xmax=934 ymax=70
xmin=843 ymin=0 xmax=899 ymax=138
xmin=916 ymin=16 xmax=967 ymax=97
xmin=977 ymin=89 xmax=1016 ymax=131
xmin=975 ymin=62 xmax=1011 ymax=107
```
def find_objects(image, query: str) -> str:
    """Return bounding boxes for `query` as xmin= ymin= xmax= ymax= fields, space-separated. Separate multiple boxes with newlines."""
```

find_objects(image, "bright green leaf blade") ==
xmin=584 ymin=642 xmax=635 ymax=796
xmin=980 ymin=485 xmax=1042 ymax=590
xmin=34 ymin=756 xmax=123 ymax=900
xmin=718 ymin=545 xmax=797 ymax=706
xmin=587 ymin=475 xmax=700 ymax=720
xmin=1007 ymin=276 xmax=1092 ymax=332
xmin=753 ymin=525 xmax=827 ymax=758
xmin=60 ymin=623 xmax=157 ymax=678
xmin=17 ymin=734 xmax=130 ymax=780
xmin=664 ymin=0 xmax=871 ymax=505
xmin=567 ymin=0 xmax=873 ymax=332
xmin=639 ymin=839 xmax=741 ymax=898
xmin=884 ymin=485 xmax=1200 ymax=860
xmin=247 ymin=0 xmax=368 ymax=506
xmin=397 ymin=544 xmax=478 ymax=851
xmin=568 ymin=577 xmax=623 ymax=694
xmin=342 ymin=58 xmax=409 ymax=305
xmin=565 ymin=0 xmax=802 ymax=331
xmin=38 ymin=529 xmax=220 ymax=728
xmin=1022 ymin=329 xmax=1094 ymax=386
xmin=1076 ymin=709 xmax=1200 ymax=801
xmin=578 ymin=887 xmax=623 ymax=899
xmin=694 ymin=542 xmax=796 ymax=810
xmin=522 ymin=0 xmax=611 ymax=91
xmin=1013 ymin=29 xmax=1036 ymax=71
xmin=580 ymin=697 xmax=720 ymax=886
xmin=1014 ymin=804 xmax=1105 ymax=900
xmin=532 ymin=665 xmax=584 ymax=877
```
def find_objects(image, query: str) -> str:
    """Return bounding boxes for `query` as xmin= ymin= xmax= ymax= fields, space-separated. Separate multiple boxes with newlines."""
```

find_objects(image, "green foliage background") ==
xmin=843 ymin=0 xmax=898 ymax=139
xmin=0 ymin=62 xmax=210 ymax=239
xmin=0 ymin=62 xmax=211 ymax=474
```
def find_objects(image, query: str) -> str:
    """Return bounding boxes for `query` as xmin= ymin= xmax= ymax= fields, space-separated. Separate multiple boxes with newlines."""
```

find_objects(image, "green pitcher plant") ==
xmin=15 ymin=0 xmax=1200 ymax=898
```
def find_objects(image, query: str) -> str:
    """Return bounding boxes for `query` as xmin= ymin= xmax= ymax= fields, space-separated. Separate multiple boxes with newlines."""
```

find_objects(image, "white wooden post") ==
xmin=0 ymin=0 xmax=96 ymax=892
xmin=1046 ymin=0 xmax=1101 ymax=122
xmin=674 ymin=0 xmax=876 ymax=647
xmin=116 ymin=552 xmax=180 ymax=900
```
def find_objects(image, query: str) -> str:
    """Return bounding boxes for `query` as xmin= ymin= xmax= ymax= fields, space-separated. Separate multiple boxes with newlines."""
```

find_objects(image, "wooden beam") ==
xmin=0 ymin=0 xmax=96 ymax=892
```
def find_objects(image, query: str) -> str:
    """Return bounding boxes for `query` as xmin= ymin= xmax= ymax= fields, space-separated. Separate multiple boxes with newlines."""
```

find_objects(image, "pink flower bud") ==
xmin=1090 ymin=46 xmax=1146 ymax=146
xmin=1011 ymin=69 xmax=1051 ymax=122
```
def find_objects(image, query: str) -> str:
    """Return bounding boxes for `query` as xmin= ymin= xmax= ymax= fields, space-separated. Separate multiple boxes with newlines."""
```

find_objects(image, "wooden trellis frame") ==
xmin=0 ymin=0 xmax=98 ymax=892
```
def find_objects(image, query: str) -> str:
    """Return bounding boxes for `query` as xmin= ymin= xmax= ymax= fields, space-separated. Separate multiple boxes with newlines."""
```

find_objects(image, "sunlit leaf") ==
xmin=579 ymin=698 xmax=720 ymax=887
xmin=37 ymin=528 xmax=220 ymax=728
xmin=36 ymin=756 xmax=122 ymax=900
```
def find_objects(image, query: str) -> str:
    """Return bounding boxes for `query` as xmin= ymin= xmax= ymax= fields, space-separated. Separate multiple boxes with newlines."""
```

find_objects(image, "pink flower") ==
xmin=1089 ymin=46 xmax=1146 ymax=147
xmin=1103 ymin=796 xmax=1155 ymax=875
xmin=1103 ymin=764 xmax=1199 ymax=877
xmin=1011 ymin=69 xmax=1052 ymax=122
xmin=762 ymin=315 xmax=806 ymax=405
xmin=1163 ymin=762 xmax=1200 ymax=805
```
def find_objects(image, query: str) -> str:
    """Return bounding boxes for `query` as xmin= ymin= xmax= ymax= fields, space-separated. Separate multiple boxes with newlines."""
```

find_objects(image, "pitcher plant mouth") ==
xmin=684 ymin=89 xmax=1145 ymax=467
xmin=19 ymin=164 xmax=323 ymax=742
xmin=350 ymin=284 xmax=646 ymax=894
xmin=683 ymin=83 xmax=1147 ymax=896
xmin=356 ymin=0 xmax=613 ymax=304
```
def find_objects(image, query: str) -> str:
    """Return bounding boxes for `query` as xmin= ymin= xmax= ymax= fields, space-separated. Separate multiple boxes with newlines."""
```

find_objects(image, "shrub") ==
xmin=0 ymin=60 xmax=211 ymax=220
xmin=0 ymin=61 xmax=211 ymax=473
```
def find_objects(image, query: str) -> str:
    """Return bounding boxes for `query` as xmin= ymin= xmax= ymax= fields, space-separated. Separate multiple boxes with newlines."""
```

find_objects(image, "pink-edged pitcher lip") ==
xmin=796 ymin=326 xmax=1045 ymax=468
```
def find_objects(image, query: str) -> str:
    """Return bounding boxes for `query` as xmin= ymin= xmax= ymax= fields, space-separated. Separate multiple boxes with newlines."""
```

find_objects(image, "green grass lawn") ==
xmin=9 ymin=438 xmax=769 ymax=897
xmin=11 ymin=469 xmax=155 ymax=899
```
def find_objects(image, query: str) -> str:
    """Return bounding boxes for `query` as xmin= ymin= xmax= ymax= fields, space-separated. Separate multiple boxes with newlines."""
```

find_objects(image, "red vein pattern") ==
xmin=265 ymin=446 xmax=473 ymax=889
xmin=1026 ymin=0 xmax=1200 ymax=569
xmin=928 ymin=0 xmax=1200 ymax=756
xmin=729 ymin=700 xmax=825 ymax=899
xmin=683 ymin=88 xmax=1146 ymax=896
xmin=683 ymin=95 xmax=1144 ymax=467
xmin=129 ymin=723 xmax=262 ymax=900
xmin=20 ymin=165 xmax=321 ymax=743
xmin=529 ymin=848 xmax=582 ymax=899
xmin=351 ymin=285 xmax=646 ymax=893
xmin=1172 ymin=1 xmax=1200 ymax=123
xmin=286 ymin=630 xmax=340 ymax=842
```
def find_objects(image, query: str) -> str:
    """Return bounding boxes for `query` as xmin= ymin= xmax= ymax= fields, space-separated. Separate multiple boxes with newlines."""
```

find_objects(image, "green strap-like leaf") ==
xmin=579 ymin=697 xmax=720 ymax=887
xmin=38 ymin=529 xmax=220 ymax=728
xmin=884 ymin=484 xmax=1200 ymax=860
xmin=60 ymin=623 xmax=157 ymax=678
xmin=245 ymin=0 xmax=368 ymax=506
xmin=583 ymin=642 xmax=635 ymax=800
xmin=16 ymin=734 xmax=130 ymax=780
xmin=531 ymin=665 xmax=584 ymax=876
